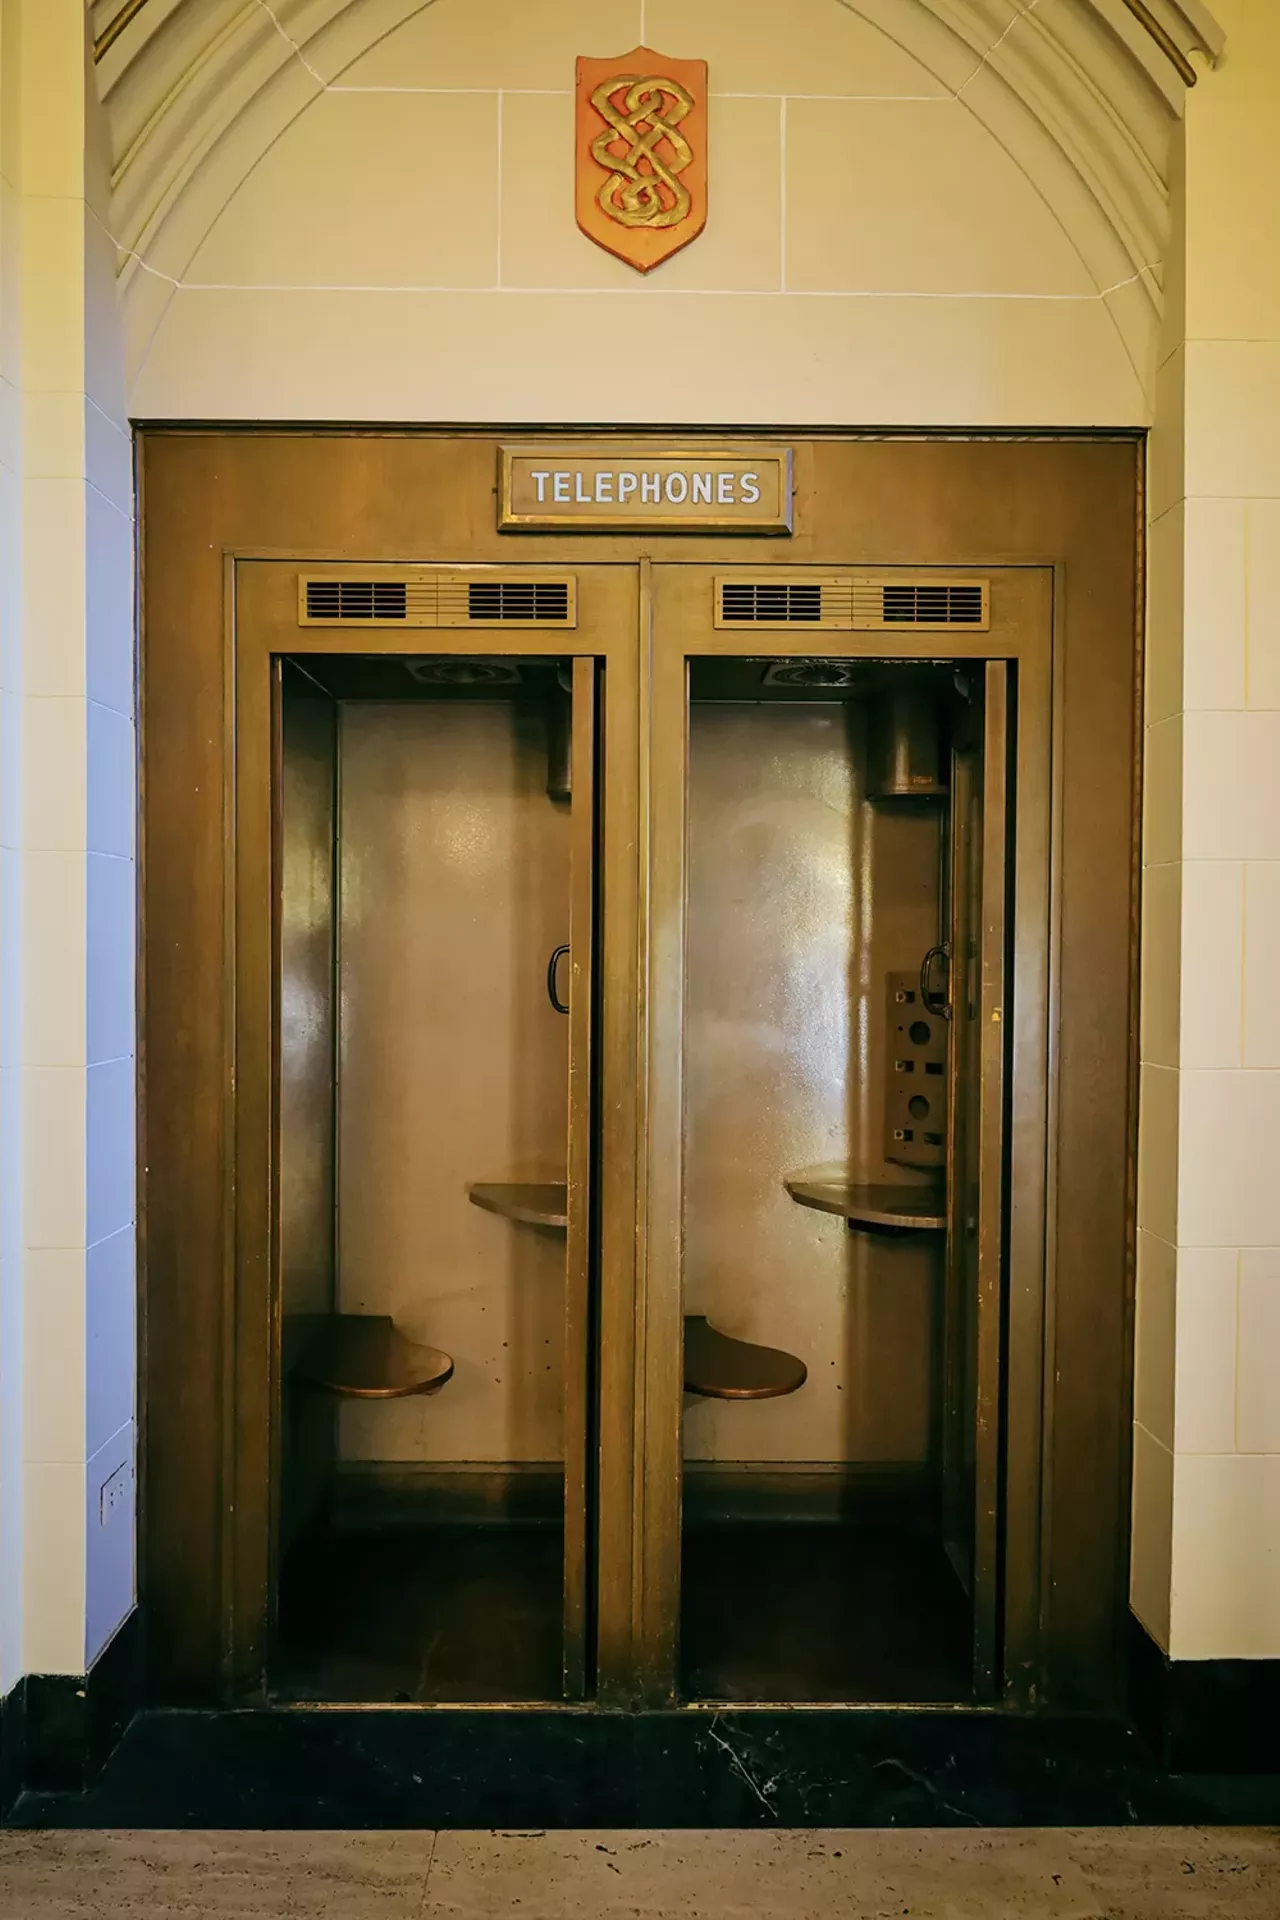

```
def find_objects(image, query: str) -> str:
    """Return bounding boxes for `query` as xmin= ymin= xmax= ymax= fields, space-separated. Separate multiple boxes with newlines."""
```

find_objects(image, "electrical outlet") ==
xmin=99 ymin=1460 xmax=131 ymax=1527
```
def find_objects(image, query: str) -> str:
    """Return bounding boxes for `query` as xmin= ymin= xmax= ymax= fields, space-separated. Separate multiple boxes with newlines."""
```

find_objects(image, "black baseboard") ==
xmin=7 ymin=1610 xmax=1280 ymax=1824
xmin=1128 ymin=1611 xmax=1280 ymax=1773
xmin=0 ymin=1608 xmax=143 ymax=1811
xmin=10 ymin=1701 xmax=1280 ymax=1830
xmin=0 ymin=1675 xmax=21 ymax=1818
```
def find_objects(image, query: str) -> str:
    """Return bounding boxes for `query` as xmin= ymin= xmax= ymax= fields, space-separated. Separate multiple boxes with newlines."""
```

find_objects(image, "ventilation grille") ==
xmin=299 ymin=571 xmax=577 ymax=629
xmin=305 ymin=579 xmax=415 ymax=622
xmin=721 ymin=582 xmax=824 ymax=625
xmin=881 ymin=583 xmax=984 ymax=626
xmin=715 ymin=573 xmax=989 ymax=633
xmin=464 ymin=580 xmax=571 ymax=624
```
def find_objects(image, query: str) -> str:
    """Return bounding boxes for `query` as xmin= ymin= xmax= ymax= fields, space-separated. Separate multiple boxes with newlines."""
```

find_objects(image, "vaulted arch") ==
xmin=91 ymin=0 xmax=1224 ymax=415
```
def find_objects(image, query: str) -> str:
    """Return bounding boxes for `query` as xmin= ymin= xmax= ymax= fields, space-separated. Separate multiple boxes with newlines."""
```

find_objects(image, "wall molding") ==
xmin=92 ymin=0 xmax=1228 ymax=83
xmin=93 ymin=0 xmax=155 ymax=63
xmin=1116 ymin=0 xmax=1225 ymax=85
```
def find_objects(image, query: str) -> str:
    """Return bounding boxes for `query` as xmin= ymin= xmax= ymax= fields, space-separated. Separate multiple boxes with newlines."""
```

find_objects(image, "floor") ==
xmin=276 ymin=1526 xmax=564 ymax=1703
xmin=277 ymin=1518 xmax=968 ymax=1708
xmin=2 ymin=1826 xmax=1280 ymax=1917
xmin=682 ymin=1523 xmax=970 ymax=1703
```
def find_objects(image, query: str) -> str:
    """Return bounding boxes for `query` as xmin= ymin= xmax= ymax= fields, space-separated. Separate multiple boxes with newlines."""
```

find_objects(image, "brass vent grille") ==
xmin=882 ymin=582 xmax=983 ymax=626
xmin=715 ymin=573 xmax=989 ymax=633
xmin=305 ymin=579 xmax=416 ymax=622
xmin=464 ymin=580 xmax=570 ymax=623
xmin=721 ymin=582 xmax=824 ymax=624
xmin=299 ymin=571 xmax=577 ymax=629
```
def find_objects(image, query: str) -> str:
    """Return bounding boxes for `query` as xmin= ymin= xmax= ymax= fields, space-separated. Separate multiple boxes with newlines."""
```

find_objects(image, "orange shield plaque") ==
xmin=576 ymin=48 xmax=708 ymax=273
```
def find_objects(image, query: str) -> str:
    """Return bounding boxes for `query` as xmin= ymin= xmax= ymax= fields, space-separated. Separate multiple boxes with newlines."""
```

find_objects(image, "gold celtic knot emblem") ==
xmin=589 ymin=75 xmax=694 ymax=230
xmin=576 ymin=47 xmax=708 ymax=273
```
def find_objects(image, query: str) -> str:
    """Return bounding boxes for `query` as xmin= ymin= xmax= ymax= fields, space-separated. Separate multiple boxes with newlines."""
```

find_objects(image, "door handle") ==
xmin=547 ymin=944 xmax=570 ymax=1014
xmin=920 ymin=944 xmax=952 ymax=1020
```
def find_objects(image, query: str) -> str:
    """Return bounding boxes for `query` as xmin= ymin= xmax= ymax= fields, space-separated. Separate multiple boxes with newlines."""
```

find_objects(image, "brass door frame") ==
xmin=972 ymin=659 xmax=1010 ymax=1697
xmin=564 ymin=655 xmax=598 ymax=1696
xmin=229 ymin=560 xmax=642 ymax=1701
xmin=639 ymin=565 xmax=1053 ymax=1707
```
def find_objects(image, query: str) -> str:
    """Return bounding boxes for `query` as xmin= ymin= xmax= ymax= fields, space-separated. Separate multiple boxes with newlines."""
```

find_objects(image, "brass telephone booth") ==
xmin=635 ymin=564 xmax=1050 ymax=1708
xmin=233 ymin=562 xmax=639 ymax=1702
xmin=139 ymin=431 xmax=1140 ymax=1720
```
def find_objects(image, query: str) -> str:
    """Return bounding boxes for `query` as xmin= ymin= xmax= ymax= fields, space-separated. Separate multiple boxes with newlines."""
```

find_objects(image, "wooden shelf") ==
xmin=294 ymin=1315 xmax=454 ymax=1400
xmin=683 ymin=1315 xmax=807 ymax=1401
xmin=468 ymin=1182 xmax=568 ymax=1228
xmin=785 ymin=1177 xmax=946 ymax=1233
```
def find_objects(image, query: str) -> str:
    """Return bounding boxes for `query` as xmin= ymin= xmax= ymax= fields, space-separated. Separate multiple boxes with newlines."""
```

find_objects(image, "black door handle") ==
xmin=547 ymin=944 xmax=570 ymax=1014
xmin=920 ymin=944 xmax=952 ymax=1020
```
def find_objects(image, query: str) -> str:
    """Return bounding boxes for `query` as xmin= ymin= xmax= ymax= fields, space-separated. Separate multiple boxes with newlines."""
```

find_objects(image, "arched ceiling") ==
xmin=88 ymin=0 xmax=1226 ymax=386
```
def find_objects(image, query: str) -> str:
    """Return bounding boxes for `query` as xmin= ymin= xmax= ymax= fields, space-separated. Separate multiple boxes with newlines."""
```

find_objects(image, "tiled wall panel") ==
xmin=1136 ymin=0 xmax=1280 ymax=1658
xmin=1 ymin=0 xmax=137 ymax=1681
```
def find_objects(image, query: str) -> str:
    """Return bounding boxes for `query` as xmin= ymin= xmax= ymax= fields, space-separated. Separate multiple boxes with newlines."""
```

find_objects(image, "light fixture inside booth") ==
xmin=866 ymin=683 xmax=947 ymax=801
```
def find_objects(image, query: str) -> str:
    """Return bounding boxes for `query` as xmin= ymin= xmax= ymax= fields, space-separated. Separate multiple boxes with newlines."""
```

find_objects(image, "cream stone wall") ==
xmin=0 ymin=0 xmax=136 ymax=1689
xmin=0 ymin=0 xmax=22 ymax=1698
xmin=1133 ymin=0 xmax=1280 ymax=1660
xmin=6 ymin=0 xmax=1274 ymax=1690
xmin=120 ymin=0 xmax=1174 ymax=426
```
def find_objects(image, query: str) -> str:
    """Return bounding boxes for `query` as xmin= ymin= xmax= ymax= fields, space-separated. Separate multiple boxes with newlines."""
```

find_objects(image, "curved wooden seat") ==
xmin=295 ymin=1314 xmax=454 ymax=1399
xmin=786 ymin=1176 xmax=945 ymax=1233
xmin=468 ymin=1182 xmax=568 ymax=1228
xmin=683 ymin=1314 xmax=807 ymax=1401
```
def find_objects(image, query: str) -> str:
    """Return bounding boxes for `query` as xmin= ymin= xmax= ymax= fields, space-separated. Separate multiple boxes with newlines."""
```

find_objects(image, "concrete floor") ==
xmin=1 ymin=1827 xmax=1279 ymax=1918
